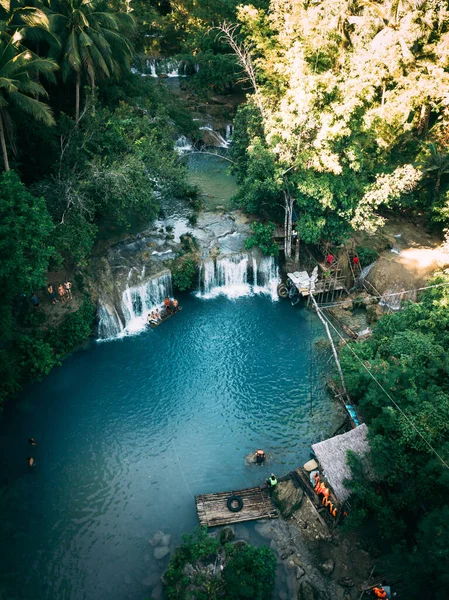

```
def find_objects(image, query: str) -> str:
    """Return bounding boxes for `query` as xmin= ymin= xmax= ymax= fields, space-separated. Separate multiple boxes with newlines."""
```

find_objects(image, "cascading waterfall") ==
xmin=199 ymin=126 xmax=229 ymax=148
xmin=97 ymin=271 xmax=172 ymax=340
xmin=98 ymin=304 xmax=125 ymax=341
xmin=225 ymin=124 xmax=234 ymax=141
xmin=197 ymin=253 xmax=279 ymax=300
xmin=175 ymin=135 xmax=192 ymax=153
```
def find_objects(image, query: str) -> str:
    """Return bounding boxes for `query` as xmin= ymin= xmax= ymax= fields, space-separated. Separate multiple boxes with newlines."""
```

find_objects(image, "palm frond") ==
xmin=9 ymin=91 xmax=55 ymax=126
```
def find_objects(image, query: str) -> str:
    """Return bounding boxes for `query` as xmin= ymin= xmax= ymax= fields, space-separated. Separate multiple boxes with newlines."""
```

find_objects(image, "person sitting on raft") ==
xmin=147 ymin=312 xmax=159 ymax=325
xmin=254 ymin=449 xmax=266 ymax=464
xmin=266 ymin=473 xmax=277 ymax=490
xmin=172 ymin=299 xmax=179 ymax=312
xmin=155 ymin=308 xmax=162 ymax=321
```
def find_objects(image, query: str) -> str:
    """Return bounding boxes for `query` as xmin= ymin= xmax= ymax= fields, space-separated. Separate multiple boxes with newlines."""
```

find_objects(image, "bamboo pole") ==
xmin=310 ymin=294 xmax=348 ymax=396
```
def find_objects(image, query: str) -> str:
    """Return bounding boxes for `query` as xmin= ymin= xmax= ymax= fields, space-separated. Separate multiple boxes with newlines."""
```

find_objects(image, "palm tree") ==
xmin=46 ymin=0 xmax=134 ymax=121
xmin=0 ymin=29 xmax=58 ymax=171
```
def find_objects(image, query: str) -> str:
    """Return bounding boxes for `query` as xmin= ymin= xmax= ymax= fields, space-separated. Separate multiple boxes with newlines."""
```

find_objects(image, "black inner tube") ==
xmin=227 ymin=495 xmax=244 ymax=512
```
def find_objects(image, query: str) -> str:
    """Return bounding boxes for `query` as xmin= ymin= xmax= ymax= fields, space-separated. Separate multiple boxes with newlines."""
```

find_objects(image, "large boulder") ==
xmin=298 ymin=580 xmax=320 ymax=600
xmin=275 ymin=479 xmax=304 ymax=517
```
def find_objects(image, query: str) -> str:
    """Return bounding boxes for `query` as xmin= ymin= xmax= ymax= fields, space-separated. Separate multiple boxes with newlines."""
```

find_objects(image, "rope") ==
xmin=315 ymin=308 xmax=449 ymax=470
xmin=317 ymin=282 xmax=449 ymax=309
xmin=171 ymin=440 xmax=195 ymax=499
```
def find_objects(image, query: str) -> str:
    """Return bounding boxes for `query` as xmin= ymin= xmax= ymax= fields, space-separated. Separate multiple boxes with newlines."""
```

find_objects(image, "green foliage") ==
xmin=222 ymin=544 xmax=276 ymax=600
xmin=172 ymin=257 xmax=197 ymax=291
xmin=164 ymin=528 xmax=220 ymax=600
xmin=340 ymin=275 xmax=449 ymax=597
xmin=164 ymin=527 xmax=276 ymax=600
xmin=355 ymin=246 xmax=379 ymax=267
xmin=0 ymin=171 xmax=54 ymax=301
xmin=244 ymin=221 xmax=278 ymax=256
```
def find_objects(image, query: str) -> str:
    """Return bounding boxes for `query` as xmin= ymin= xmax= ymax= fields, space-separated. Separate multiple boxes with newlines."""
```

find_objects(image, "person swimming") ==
xmin=28 ymin=437 xmax=37 ymax=447
xmin=254 ymin=449 xmax=266 ymax=464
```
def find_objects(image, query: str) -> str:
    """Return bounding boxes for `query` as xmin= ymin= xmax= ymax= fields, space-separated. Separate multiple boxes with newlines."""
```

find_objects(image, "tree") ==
xmin=47 ymin=0 xmax=135 ymax=121
xmin=0 ymin=29 xmax=57 ymax=171
xmin=421 ymin=142 xmax=449 ymax=195
xmin=0 ymin=170 xmax=54 ymax=296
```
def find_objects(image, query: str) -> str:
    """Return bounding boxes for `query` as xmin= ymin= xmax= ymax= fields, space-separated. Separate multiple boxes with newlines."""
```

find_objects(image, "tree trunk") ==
xmin=283 ymin=191 xmax=294 ymax=258
xmin=418 ymin=104 xmax=430 ymax=135
xmin=380 ymin=82 xmax=385 ymax=117
xmin=75 ymin=71 xmax=80 ymax=123
xmin=295 ymin=234 xmax=300 ymax=263
xmin=0 ymin=114 xmax=10 ymax=172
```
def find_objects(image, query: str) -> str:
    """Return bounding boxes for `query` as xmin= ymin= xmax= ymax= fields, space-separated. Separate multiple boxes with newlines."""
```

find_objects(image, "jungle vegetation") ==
xmin=0 ymin=2 xmax=448 ymax=596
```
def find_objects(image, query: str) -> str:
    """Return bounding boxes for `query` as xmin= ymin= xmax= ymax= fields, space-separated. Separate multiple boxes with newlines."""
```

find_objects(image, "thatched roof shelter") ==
xmin=312 ymin=424 xmax=369 ymax=503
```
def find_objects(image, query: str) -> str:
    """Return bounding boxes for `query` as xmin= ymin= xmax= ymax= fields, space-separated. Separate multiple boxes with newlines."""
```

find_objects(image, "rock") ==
xmin=255 ymin=522 xmax=273 ymax=539
xmin=303 ymin=459 xmax=318 ymax=472
xmin=278 ymin=592 xmax=288 ymax=600
xmin=160 ymin=533 xmax=171 ymax=547
xmin=235 ymin=525 xmax=250 ymax=541
xmin=296 ymin=566 xmax=305 ymax=580
xmin=151 ymin=583 xmax=163 ymax=600
xmin=338 ymin=577 xmax=355 ymax=588
xmin=281 ymin=548 xmax=294 ymax=560
xmin=154 ymin=546 xmax=170 ymax=560
xmin=298 ymin=580 xmax=319 ymax=600
xmin=231 ymin=540 xmax=248 ymax=551
xmin=149 ymin=530 xmax=165 ymax=547
xmin=319 ymin=558 xmax=335 ymax=576
xmin=183 ymin=563 xmax=196 ymax=578
xmin=287 ymin=560 xmax=296 ymax=570
xmin=275 ymin=480 xmax=304 ymax=516
xmin=220 ymin=526 xmax=235 ymax=544
xmin=292 ymin=555 xmax=303 ymax=567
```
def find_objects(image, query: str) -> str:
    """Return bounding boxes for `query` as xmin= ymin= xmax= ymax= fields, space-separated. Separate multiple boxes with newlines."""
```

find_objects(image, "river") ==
xmin=0 ymin=293 xmax=341 ymax=600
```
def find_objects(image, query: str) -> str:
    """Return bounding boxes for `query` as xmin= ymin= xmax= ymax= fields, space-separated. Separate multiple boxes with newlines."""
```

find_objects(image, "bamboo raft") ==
xmin=195 ymin=486 xmax=278 ymax=528
xmin=147 ymin=306 xmax=182 ymax=328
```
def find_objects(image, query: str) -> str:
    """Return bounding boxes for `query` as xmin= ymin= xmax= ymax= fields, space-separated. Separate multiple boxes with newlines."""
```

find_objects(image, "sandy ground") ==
xmin=355 ymin=216 xmax=449 ymax=296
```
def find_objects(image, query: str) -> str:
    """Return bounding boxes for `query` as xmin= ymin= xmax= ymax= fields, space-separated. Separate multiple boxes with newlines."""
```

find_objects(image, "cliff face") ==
xmin=87 ymin=210 xmax=254 ymax=338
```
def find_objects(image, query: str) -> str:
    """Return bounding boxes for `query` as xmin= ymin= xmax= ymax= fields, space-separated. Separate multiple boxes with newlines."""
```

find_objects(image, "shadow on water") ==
xmin=0 ymin=294 xmax=342 ymax=600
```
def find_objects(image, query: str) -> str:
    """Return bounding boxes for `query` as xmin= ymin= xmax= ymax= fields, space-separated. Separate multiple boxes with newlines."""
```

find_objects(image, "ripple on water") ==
xmin=0 ymin=295 xmax=342 ymax=600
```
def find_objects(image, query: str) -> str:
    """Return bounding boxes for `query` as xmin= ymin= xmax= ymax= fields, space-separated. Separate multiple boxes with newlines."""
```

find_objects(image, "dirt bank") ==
xmin=355 ymin=216 xmax=449 ymax=298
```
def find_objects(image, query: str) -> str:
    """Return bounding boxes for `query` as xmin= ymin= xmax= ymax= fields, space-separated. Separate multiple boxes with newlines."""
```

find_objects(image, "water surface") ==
xmin=0 ymin=295 xmax=340 ymax=600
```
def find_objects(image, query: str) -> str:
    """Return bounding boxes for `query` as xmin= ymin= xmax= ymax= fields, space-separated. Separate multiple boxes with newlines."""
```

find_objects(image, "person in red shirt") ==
xmin=353 ymin=256 xmax=360 ymax=266
xmin=326 ymin=254 xmax=334 ymax=264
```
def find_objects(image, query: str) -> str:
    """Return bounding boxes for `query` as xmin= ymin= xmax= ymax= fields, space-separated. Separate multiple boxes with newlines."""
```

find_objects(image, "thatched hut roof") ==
xmin=312 ymin=424 xmax=370 ymax=503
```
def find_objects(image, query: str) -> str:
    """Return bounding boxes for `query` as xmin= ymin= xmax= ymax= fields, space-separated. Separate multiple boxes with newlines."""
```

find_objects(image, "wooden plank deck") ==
xmin=195 ymin=486 xmax=278 ymax=528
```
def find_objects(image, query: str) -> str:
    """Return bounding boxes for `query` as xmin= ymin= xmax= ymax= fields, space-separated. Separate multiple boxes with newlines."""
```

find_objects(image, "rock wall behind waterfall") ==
xmin=91 ymin=210 xmax=280 ymax=341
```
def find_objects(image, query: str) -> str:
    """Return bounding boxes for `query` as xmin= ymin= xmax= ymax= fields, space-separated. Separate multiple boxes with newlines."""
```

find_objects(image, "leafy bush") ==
xmin=222 ymin=544 xmax=276 ymax=600
xmin=164 ymin=528 xmax=220 ymax=600
xmin=244 ymin=222 xmax=279 ymax=256
xmin=163 ymin=528 xmax=277 ymax=600
xmin=355 ymin=246 xmax=378 ymax=267
xmin=172 ymin=258 xmax=198 ymax=291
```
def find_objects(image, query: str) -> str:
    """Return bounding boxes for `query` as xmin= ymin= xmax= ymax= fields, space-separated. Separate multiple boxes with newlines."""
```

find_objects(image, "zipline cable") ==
xmin=314 ymin=306 xmax=449 ymax=470
xmin=317 ymin=281 xmax=449 ymax=309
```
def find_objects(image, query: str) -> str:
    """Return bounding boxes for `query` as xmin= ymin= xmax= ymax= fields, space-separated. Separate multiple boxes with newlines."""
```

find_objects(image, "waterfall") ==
xmin=97 ymin=271 xmax=172 ymax=340
xmin=97 ymin=304 xmax=125 ymax=341
xmin=174 ymin=135 xmax=192 ymax=153
xmin=225 ymin=124 xmax=234 ymax=141
xmin=197 ymin=253 xmax=279 ymax=300
xmin=199 ymin=126 xmax=229 ymax=148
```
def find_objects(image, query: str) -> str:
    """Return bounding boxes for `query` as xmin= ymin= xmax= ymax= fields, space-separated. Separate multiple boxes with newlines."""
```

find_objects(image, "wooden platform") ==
xmin=195 ymin=486 xmax=278 ymax=528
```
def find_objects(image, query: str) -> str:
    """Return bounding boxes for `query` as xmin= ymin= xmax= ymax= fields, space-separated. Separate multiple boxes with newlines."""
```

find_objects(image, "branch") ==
xmin=187 ymin=150 xmax=235 ymax=164
xmin=214 ymin=22 xmax=265 ymax=120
